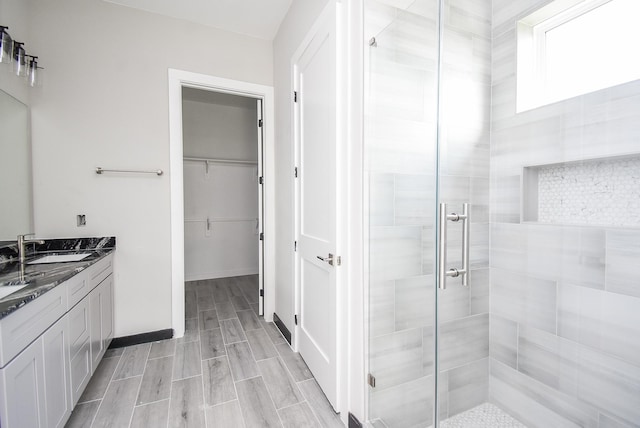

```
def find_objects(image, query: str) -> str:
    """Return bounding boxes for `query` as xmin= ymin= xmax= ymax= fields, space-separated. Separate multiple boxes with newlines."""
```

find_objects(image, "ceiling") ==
xmin=102 ymin=0 xmax=293 ymax=40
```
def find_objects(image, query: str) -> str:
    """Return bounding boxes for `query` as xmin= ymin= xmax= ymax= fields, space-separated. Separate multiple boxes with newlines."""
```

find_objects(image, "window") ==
xmin=517 ymin=0 xmax=640 ymax=112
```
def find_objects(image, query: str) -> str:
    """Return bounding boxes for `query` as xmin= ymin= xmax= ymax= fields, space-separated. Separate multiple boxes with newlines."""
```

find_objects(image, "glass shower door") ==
xmin=365 ymin=0 xmax=440 ymax=426
xmin=365 ymin=0 xmax=492 ymax=426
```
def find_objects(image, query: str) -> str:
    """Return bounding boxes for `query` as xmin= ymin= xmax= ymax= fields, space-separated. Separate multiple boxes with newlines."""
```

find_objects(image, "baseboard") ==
xmin=349 ymin=413 xmax=363 ymax=428
xmin=185 ymin=268 xmax=259 ymax=282
xmin=108 ymin=329 xmax=173 ymax=348
xmin=273 ymin=312 xmax=292 ymax=345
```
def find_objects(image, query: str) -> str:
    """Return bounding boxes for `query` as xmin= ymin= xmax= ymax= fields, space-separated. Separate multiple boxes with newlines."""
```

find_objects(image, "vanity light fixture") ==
xmin=0 ymin=25 xmax=41 ymax=85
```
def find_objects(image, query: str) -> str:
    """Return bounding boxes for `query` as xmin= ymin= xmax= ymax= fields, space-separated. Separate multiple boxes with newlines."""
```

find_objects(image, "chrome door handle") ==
xmin=438 ymin=203 xmax=470 ymax=290
xmin=317 ymin=253 xmax=334 ymax=266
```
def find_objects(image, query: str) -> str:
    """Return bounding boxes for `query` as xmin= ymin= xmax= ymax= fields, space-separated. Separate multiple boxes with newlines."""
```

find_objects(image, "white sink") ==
xmin=0 ymin=285 xmax=27 ymax=300
xmin=28 ymin=253 xmax=92 ymax=264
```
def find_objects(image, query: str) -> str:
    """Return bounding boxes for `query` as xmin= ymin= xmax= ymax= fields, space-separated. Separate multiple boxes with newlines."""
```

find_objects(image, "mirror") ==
xmin=0 ymin=89 xmax=32 ymax=240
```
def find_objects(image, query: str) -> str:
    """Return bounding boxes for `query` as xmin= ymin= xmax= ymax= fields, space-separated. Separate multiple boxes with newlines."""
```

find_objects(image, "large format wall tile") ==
xmin=491 ymin=268 xmax=557 ymax=334
xmin=605 ymin=229 xmax=640 ymax=299
xmin=370 ymin=226 xmax=423 ymax=281
xmin=395 ymin=276 xmax=434 ymax=330
xmin=370 ymin=327 xmax=423 ymax=390
xmin=446 ymin=358 xmax=489 ymax=417
xmin=557 ymin=283 xmax=640 ymax=367
xmin=369 ymin=375 xmax=434 ymax=428
xmin=439 ymin=313 xmax=489 ymax=370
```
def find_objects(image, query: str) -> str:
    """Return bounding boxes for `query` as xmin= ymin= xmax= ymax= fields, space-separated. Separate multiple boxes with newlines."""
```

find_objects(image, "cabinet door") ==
xmin=68 ymin=296 xmax=92 ymax=405
xmin=0 ymin=337 xmax=46 ymax=428
xmin=101 ymin=275 xmax=114 ymax=349
xmin=42 ymin=317 xmax=72 ymax=428
xmin=89 ymin=287 xmax=104 ymax=373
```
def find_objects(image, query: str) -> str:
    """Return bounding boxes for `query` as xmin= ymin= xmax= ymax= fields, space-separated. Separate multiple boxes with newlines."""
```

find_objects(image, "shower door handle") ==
xmin=438 ymin=202 xmax=470 ymax=290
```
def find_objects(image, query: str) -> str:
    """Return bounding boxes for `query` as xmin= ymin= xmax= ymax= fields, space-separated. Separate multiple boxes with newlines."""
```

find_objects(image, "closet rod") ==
xmin=183 ymin=157 xmax=257 ymax=166
xmin=96 ymin=167 xmax=163 ymax=176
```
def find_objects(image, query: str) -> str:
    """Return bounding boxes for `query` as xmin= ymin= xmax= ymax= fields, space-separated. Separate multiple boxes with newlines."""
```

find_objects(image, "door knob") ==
xmin=317 ymin=253 xmax=334 ymax=266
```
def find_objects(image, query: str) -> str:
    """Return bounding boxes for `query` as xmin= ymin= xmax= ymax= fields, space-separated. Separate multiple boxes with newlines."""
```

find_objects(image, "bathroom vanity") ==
xmin=0 ymin=237 xmax=115 ymax=428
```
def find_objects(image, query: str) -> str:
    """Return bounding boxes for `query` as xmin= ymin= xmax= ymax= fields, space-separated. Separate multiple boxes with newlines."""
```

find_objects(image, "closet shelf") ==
xmin=184 ymin=156 xmax=257 ymax=166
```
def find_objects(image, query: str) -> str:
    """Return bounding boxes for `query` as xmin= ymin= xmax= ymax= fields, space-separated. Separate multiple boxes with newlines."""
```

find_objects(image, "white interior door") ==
xmin=257 ymin=98 xmax=264 ymax=316
xmin=294 ymin=2 xmax=340 ymax=410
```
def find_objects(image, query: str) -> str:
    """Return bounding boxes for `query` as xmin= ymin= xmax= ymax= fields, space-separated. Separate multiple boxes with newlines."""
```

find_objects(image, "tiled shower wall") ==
xmin=490 ymin=0 xmax=640 ymax=426
xmin=365 ymin=0 xmax=492 ymax=426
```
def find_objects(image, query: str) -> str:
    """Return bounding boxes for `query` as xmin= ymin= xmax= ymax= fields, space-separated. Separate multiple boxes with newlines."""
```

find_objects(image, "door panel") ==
xmin=294 ymin=1 xmax=339 ymax=409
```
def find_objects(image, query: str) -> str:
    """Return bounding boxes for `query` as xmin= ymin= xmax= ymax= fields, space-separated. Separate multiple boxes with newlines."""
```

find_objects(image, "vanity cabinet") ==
xmin=0 ymin=253 xmax=114 ymax=428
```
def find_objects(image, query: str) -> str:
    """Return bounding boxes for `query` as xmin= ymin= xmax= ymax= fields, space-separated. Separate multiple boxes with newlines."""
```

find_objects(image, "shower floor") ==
xmin=441 ymin=403 xmax=527 ymax=428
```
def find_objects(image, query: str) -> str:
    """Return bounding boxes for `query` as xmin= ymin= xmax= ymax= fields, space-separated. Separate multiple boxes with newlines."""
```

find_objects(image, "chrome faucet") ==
xmin=17 ymin=233 xmax=45 ymax=264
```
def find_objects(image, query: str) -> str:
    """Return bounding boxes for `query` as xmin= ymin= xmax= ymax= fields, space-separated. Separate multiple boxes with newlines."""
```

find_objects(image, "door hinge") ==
xmin=259 ymin=289 xmax=264 ymax=297
xmin=259 ymin=176 xmax=264 ymax=185
xmin=336 ymin=256 xmax=342 ymax=266
xmin=294 ymin=167 xmax=298 ymax=178
xmin=294 ymin=314 xmax=298 ymax=325
xmin=258 ymin=119 xmax=263 ymax=127
xmin=368 ymin=373 xmax=376 ymax=388
xmin=294 ymin=91 xmax=298 ymax=102
xmin=294 ymin=241 xmax=297 ymax=251
xmin=259 ymin=232 xmax=264 ymax=241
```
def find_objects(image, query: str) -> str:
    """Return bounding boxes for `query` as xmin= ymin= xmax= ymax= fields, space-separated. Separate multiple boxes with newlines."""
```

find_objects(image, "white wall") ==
xmin=182 ymin=89 xmax=258 ymax=161
xmin=182 ymin=90 xmax=259 ymax=281
xmin=24 ymin=0 xmax=272 ymax=337
xmin=273 ymin=0 xmax=330 ymax=339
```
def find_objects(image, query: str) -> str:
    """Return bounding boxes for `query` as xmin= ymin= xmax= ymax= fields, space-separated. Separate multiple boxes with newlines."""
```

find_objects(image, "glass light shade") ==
xmin=0 ymin=27 xmax=12 ymax=65
xmin=26 ymin=57 xmax=42 ymax=87
xmin=13 ymin=41 xmax=26 ymax=77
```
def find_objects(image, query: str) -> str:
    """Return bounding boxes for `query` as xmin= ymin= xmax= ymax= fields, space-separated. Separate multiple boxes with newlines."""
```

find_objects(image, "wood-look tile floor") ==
xmin=65 ymin=275 xmax=344 ymax=428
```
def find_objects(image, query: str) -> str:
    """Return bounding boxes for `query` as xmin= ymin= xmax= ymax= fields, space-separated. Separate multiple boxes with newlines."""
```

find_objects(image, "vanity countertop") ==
xmin=0 ymin=237 xmax=116 ymax=320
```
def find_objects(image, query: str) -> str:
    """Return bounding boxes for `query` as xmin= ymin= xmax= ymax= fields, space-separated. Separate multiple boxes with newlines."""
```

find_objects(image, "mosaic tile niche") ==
xmin=523 ymin=155 xmax=640 ymax=227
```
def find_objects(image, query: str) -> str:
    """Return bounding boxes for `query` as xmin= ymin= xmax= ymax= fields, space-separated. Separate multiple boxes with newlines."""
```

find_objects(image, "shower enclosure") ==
xmin=364 ymin=0 xmax=640 ymax=427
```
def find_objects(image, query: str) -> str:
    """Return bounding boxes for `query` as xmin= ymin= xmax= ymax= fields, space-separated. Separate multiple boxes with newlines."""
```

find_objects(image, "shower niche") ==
xmin=522 ymin=154 xmax=640 ymax=227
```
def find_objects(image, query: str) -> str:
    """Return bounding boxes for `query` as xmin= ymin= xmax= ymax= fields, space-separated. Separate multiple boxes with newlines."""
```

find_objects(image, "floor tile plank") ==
xmin=216 ymin=302 xmax=237 ymax=320
xmin=130 ymin=399 xmax=170 ymax=428
xmin=173 ymin=341 xmax=202 ymax=380
xmin=79 ymin=356 xmax=120 ymax=403
xmin=278 ymin=402 xmax=321 ymax=428
xmin=237 ymin=310 xmax=262 ymax=332
xmin=226 ymin=341 xmax=259 ymax=381
xmin=91 ymin=376 xmax=142 ymax=428
xmin=246 ymin=329 xmax=279 ymax=361
xmin=202 ymin=356 xmax=236 ymax=406
xmin=136 ymin=356 xmax=173 ymax=405
xmin=258 ymin=357 xmax=304 ymax=409
xmin=148 ymin=339 xmax=176 ymax=360
xmin=168 ymin=376 xmax=206 ymax=428
xmin=235 ymin=376 xmax=282 ymax=428
xmin=199 ymin=309 xmax=220 ymax=331
xmin=65 ymin=401 xmax=101 ymax=428
xmin=275 ymin=343 xmax=313 ymax=382
xmin=206 ymin=400 xmax=246 ymax=428
xmin=112 ymin=343 xmax=151 ymax=380
xmin=200 ymin=328 xmax=226 ymax=360
xmin=221 ymin=318 xmax=247 ymax=344
xmin=298 ymin=379 xmax=343 ymax=428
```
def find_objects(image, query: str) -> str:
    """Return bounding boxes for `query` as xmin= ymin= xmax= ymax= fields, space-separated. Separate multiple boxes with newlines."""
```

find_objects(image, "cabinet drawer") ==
xmin=87 ymin=254 xmax=113 ymax=291
xmin=0 ymin=284 xmax=67 ymax=368
xmin=66 ymin=270 xmax=89 ymax=309
xmin=68 ymin=296 xmax=90 ymax=360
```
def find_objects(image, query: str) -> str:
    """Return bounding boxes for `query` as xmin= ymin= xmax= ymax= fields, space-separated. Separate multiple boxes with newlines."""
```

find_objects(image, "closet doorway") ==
xmin=182 ymin=88 xmax=265 ymax=313
xmin=168 ymin=70 xmax=275 ymax=338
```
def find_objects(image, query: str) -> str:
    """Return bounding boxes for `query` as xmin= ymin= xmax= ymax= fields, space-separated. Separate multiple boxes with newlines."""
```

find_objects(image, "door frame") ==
xmin=291 ymin=0 xmax=348 ymax=411
xmin=168 ymin=69 xmax=276 ymax=337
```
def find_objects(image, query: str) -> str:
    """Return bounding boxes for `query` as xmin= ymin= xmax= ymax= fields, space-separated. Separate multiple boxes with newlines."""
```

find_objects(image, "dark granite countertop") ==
xmin=0 ymin=237 xmax=116 ymax=320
